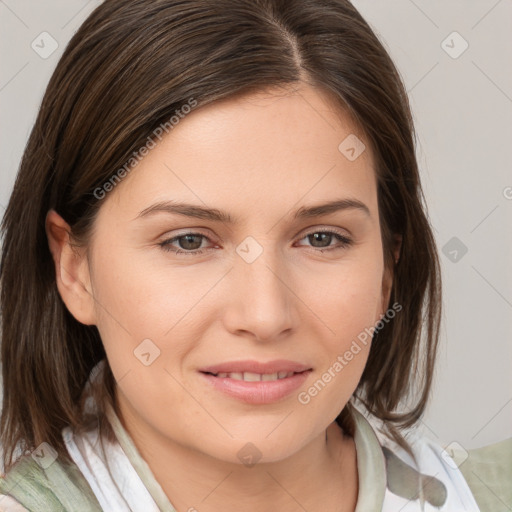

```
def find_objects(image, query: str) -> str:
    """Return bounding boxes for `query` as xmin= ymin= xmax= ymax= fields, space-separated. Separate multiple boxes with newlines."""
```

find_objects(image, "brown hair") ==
xmin=0 ymin=0 xmax=441 ymax=471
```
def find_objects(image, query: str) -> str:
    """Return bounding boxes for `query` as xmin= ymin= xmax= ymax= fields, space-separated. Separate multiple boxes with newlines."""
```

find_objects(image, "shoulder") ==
xmin=0 ymin=455 xmax=64 ymax=511
xmin=0 ymin=453 xmax=102 ymax=512
xmin=367 ymin=419 xmax=483 ymax=510
xmin=458 ymin=437 xmax=512 ymax=512
xmin=379 ymin=429 xmax=512 ymax=511
xmin=389 ymin=436 xmax=480 ymax=509
xmin=350 ymin=406 xmax=482 ymax=510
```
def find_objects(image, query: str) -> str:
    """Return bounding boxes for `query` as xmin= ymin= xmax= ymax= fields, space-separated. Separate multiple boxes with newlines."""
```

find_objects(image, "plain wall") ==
xmin=0 ymin=0 xmax=511 ymax=455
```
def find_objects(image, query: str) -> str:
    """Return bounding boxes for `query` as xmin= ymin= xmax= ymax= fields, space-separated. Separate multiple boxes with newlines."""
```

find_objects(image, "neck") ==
xmin=116 ymin=397 xmax=358 ymax=512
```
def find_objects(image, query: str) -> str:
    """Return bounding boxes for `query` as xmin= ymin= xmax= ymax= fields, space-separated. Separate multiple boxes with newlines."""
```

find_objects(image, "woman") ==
xmin=0 ymin=1 xmax=510 ymax=511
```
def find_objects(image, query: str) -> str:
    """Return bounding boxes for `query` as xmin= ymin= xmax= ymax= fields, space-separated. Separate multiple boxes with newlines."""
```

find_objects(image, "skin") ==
xmin=46 ymin=83 xmax=400 ymax=512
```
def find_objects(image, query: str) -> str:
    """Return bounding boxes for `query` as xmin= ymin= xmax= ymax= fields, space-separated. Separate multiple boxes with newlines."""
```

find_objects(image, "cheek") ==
xmin=301 ymin=253 xmax=384 ymax=337
xmin=88 ymin=245 xmax=214 ymax=373
xmin=90 ymin=243 xmax=185 ymax=331
xmin=299 ymin=251 xmax=383 ymax=388
xmin=86 ymin=245 xmax=163 ymax=369
xmin=297 ymin=270 xmax=379 ymax=422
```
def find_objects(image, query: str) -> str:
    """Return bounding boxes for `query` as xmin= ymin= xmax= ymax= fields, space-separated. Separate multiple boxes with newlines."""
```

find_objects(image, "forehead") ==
xmin=104 ymin=83 xmax=377 ymax=222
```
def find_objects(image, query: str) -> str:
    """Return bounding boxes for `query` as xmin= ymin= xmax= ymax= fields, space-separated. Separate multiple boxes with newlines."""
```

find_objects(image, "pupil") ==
xmin=310 ymin=233 xmax=331 ymax=247
xmin=180 ymin=234 xmax=202 ymax=250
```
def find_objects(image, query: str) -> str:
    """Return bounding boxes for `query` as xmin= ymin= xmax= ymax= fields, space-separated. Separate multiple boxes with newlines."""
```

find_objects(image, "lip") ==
xmin=199 ymin=370 xmax=312 ymax=404
xmin=198 ymin=359 xmax=311 ymax=374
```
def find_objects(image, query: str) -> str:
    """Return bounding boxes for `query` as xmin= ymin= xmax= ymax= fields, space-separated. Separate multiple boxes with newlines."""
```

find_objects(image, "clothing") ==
xmin=1 ymin=359 xmax=510 ymax=511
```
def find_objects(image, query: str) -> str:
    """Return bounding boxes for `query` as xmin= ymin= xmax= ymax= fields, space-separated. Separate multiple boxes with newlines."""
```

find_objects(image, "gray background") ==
xmin=0 ymin=0 xmax=511 ymax=453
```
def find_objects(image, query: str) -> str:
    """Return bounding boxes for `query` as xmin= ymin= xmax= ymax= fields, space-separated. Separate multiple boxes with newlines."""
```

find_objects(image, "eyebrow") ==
xmin=135 ymin=198 xmax=371 ymax=223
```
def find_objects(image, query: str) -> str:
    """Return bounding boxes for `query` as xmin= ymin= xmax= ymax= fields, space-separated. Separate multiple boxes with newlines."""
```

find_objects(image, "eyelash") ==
xmin=158 ymin=229 xmax=353 ymax=256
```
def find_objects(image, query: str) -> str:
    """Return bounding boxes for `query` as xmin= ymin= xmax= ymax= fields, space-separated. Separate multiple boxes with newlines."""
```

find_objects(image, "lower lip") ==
xmin=199 ymin=371 xmax=311 ymax=404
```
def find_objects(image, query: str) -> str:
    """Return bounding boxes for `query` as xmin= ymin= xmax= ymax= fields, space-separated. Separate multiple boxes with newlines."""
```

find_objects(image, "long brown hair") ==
xmin=0 ymin=0 xmax=441 ymax=471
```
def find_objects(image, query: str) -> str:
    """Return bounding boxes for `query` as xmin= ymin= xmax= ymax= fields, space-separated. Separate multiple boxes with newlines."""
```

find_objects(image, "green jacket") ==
xmin=0 ymin=454 xmax=102 ymax=512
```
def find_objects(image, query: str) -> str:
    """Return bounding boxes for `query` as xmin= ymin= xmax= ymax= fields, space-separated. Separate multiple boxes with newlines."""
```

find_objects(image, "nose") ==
xmin=222 ymin=244 xmax=298 ymax=343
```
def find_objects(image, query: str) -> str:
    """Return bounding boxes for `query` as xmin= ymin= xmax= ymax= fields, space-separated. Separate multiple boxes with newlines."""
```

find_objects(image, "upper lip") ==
xmin=199 ymin=360 xmax=312 ymax=374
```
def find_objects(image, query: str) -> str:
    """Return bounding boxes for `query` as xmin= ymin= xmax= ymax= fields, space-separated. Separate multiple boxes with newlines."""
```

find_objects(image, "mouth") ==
xmin=198 ymin=359 xmax=311 ymax=375
xmin=198 ymin=365 xmax=312 ymax=404
xmin=201 ymin=370 xmax=305 ymax=381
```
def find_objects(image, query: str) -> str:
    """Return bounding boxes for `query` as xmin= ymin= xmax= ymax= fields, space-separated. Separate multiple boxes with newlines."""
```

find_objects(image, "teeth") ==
xmin=243 ymin=372 xmax=261 ymax=382
xmin=215 ymin=371 xmax=295 ymax=381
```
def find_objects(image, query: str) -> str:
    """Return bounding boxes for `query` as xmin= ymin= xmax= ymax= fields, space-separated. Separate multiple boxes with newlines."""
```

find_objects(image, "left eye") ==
xmin=159 ymin=230 xmax=352 ymax=256
xmin=296 ymin=230 xmax=353 ymax=251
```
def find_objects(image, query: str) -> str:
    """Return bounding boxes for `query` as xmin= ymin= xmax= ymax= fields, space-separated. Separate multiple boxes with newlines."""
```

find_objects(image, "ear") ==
xmin=380 ymin=234 xmax=402 ymax=315
xmin=45 ymin=209 xmax=96 ymax=326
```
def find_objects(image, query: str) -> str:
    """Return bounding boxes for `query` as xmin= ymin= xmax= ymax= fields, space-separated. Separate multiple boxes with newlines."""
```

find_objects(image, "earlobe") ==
xmin=45 ymin=209 xmax=96 ymax=326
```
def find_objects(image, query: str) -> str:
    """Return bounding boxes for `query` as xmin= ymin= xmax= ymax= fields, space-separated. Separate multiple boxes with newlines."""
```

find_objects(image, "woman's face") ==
xmin=64 ymin=84 xmax=393 ymax=464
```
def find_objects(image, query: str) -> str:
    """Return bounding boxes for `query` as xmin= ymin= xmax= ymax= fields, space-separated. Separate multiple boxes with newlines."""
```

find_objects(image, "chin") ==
xmin=217 ymin=434 xmax=307 ymax=467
